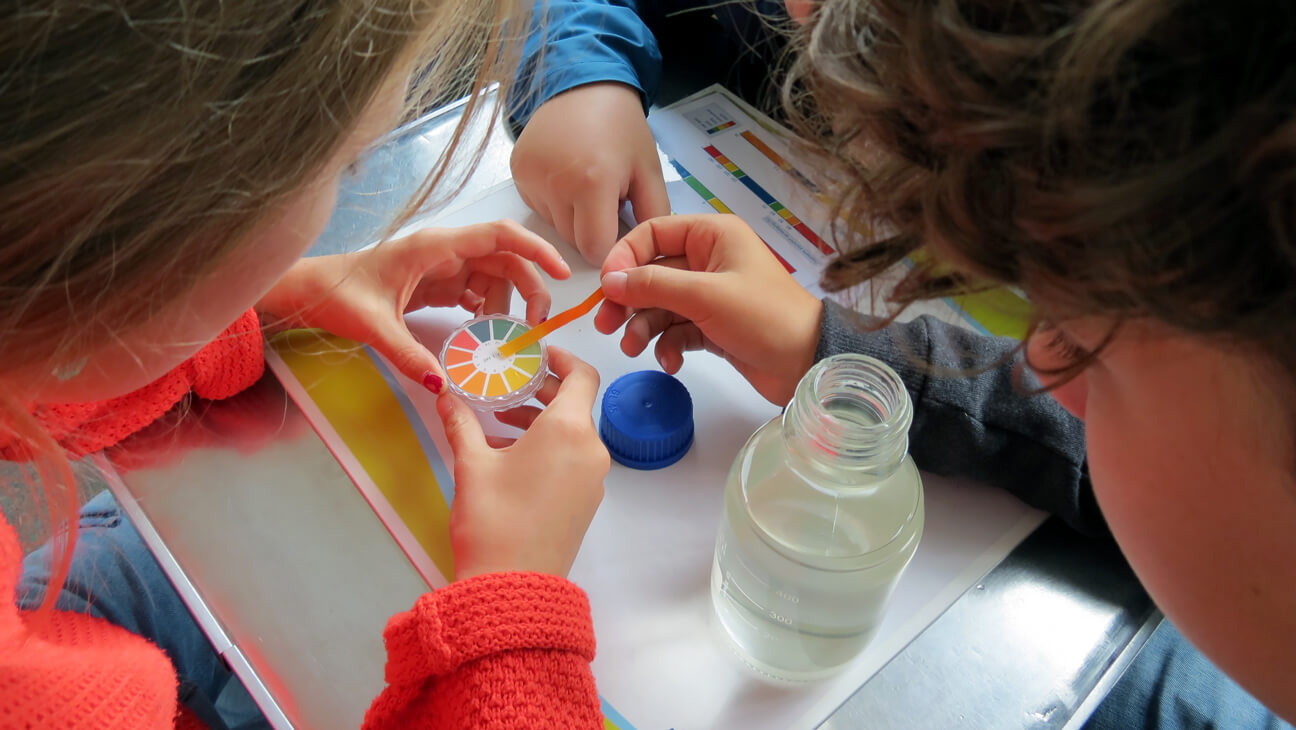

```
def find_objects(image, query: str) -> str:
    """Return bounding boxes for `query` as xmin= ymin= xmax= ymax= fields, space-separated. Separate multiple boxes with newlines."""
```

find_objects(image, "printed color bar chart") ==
xmin=733 ymin=129 xmax=1033 ymax=338
xmin=686 ymin=104 xmax=738 ymax=136
xmin=739 ymin=130 xmax=820 ymax=194
xmin=670 ymin=159 xmax=733 ymax=214
xmin=703 ymin=145 xmax=834 ymax=256
xmin=670 ymin=160 xmax=795 ymax=273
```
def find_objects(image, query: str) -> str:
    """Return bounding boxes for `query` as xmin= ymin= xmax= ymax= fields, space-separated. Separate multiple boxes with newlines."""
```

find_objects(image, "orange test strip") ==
xmin=496 ymin=287 xmax=605 ymax=358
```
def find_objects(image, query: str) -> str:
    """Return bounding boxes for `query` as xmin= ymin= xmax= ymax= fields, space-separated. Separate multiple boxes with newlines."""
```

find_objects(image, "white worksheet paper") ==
xmin=269 ymin=87 xmax=1046 ymax=729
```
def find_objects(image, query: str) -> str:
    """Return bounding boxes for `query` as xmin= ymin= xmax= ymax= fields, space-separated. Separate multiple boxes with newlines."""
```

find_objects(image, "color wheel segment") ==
xmin=445 ymin=318 xmax=542 ymax=398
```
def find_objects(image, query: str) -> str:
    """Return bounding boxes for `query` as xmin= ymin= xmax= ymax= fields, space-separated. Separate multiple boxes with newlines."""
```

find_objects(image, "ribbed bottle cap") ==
xmin=599 ymin=371 xmax=694 ymax=470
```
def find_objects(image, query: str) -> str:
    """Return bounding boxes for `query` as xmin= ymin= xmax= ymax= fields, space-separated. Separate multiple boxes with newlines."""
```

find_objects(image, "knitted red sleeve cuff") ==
xmin=381 ymin=572 xmax=595 ymax=685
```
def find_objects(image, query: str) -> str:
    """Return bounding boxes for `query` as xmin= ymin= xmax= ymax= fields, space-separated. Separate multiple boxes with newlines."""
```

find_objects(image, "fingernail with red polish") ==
xmin=422 ymin=371 xmax=444 ymax=394
xmin=540 ymin=316 xmax=549 ymax=323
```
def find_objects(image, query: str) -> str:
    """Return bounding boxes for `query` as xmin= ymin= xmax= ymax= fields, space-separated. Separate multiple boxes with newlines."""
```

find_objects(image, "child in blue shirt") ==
xmin=510 ymin=1 xmax=798 ymax=263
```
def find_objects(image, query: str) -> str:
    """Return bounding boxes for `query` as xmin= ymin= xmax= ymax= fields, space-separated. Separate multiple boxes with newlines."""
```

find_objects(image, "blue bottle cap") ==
xmin=599 ymin=370 xmax=694 ymax=470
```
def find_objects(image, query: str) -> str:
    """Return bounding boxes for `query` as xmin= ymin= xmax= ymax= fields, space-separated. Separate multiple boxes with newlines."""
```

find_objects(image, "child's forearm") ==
xmin=816 ymin=300 xmax=1105 ymax=537
xmin=364 ymin=572 xmax=601 ymax=730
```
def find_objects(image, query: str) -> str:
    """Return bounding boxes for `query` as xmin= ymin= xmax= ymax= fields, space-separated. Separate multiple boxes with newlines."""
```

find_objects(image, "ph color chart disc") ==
xmin=439 ymin=315 xmax=546 ymax=409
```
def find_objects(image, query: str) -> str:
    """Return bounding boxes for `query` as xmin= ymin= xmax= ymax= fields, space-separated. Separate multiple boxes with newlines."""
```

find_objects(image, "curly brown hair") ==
xmin=785 ymin=0 xmax=1296 ymax=369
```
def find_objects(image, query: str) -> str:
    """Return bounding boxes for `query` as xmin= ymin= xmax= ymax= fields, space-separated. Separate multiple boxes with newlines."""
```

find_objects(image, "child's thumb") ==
xmin=436 ymin=394 xmax=487 ymax=457
xmin=600 ymin=266 xmax=717 ymax=322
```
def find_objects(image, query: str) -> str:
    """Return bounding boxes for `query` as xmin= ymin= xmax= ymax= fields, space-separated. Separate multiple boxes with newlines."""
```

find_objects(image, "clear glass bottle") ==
xmin=711 ymin=353 xmax=924 ymax=680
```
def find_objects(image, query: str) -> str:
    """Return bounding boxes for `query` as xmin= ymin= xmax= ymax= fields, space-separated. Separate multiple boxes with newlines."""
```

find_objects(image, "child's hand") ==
xmin=511 ymin=82 xmax=670 ymax=265
xmin=438 ymin=347 xmax=608 ymax=580
xmin=258 ymin=221 xmax=570 ymax=391
xmin=596 ymin=215 xmax=823 ymax=405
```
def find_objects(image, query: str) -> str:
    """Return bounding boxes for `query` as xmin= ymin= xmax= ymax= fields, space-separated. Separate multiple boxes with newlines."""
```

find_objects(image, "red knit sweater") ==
xmin=0 ymin=512 xmax=603 ymax=728
xmin=0 ymin=309 xmax=604 ymax=728
xmin=0 ymin=309 xmax=267 ymax=461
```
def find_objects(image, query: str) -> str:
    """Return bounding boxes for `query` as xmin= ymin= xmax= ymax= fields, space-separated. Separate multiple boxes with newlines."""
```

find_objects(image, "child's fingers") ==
xmin=531 ymin=373 xmax=562 ymax=406
xmin=572 ymin=188 xmax=622 ymax=263
xmin=456 ymin=252 xmax=552 ymax=322
xmin=495 ymin=376 xmax=561 ymax=426
xmin=655 ymin=322 xmax=707 ymax=375
xmin=485 ymin=435 xmax=518 ymax=449
xmin=457 ymin=290 xmax=485 ymax=314
xmin=367 ymin=317 xmax=447 ymax=394
xmin=594 ymin=299 xmax=632 ymax=334
xmin=521 ymin=192 xmax=558 ymax=240
xmin=552 ymin=204 xmax=577 ymax=254
xmin=453 ymin=251 xmax=544 ymax=291
xmin=623 ymin=308 xmax=679 ymax=355
xmin=517 ymin=188 xmax=541 ymax=220
xmin=600 ymin=263 xmax=722 ymax=326
xmin=599 ymin=218 xmax=663 ymax=275
xmin=611 ymin=257 xmax=689 ymax=339
xmin=495 ymin=405 xmax=543 ymax=431
xmin=594 ymin=249 xmax=683 ymax=334
xmin=602 ymin=215 xmax=725 ymax=275
xmin=627 ymin=163 xmax=671 ymax=224
xmin=543 ymin=347 xmax=601 ymax=411
xmin=488 ymin=279 xmax=515 ymax=318
xmin=437 ymin=394 xmax=488 ymax=458
xmin=461 ymin=269 xmax=515 ymax=317
xmin=413 ymin=253 xmax=550 ymax=323
xmin=414 ymin=221 xmax=570 ymax=280
xmin=466 ymin=256 xmax=552 ymax=322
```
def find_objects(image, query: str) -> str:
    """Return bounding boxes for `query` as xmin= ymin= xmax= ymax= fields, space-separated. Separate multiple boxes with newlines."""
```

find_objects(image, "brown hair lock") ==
xmin=782 ymin=0 xmax=1296 ymax=375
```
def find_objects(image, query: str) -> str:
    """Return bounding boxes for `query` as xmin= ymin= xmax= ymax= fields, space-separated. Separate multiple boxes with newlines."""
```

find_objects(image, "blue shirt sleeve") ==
xmin=816 ymin=300 xmax=1107 ymax=538
xmin=509 ymin=0 xmax=663 ymax=125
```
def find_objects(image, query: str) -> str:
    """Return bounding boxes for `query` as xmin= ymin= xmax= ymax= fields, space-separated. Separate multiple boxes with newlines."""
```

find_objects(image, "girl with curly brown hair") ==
xmin=593 ymin=1 xmax=1296 ymax=727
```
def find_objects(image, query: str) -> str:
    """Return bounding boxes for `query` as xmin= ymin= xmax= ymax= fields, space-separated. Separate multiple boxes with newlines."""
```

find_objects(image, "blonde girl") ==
xmin=1 ymin=2 xmax=609 ymax=728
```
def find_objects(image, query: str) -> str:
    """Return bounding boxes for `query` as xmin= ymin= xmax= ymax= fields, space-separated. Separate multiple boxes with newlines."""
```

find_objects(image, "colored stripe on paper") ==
xmin=740 ymin=132 xmax=874 ymax=240
xmin=946 ymin=288 xmax=1032 ymax=340
xmin=739 ymin=130 xmax=821 ymax=194
xmin=905 ymin=250 xmax=1034 ymax=339
xmin=703 ymin=144 xmax=834 ymax=256
xmin=271 ymin=329 xmax=455 ymax=579
xmin=722 ymin=131 xmax=1032 ymax=337
xmin=601 ymin=697 xmax=636 ymax=730
xmin=364 ymin=348 xmax=456 ymax=506
xmin=669 ymin=160 xmax=796 ymax=274
xmin=706 ymin=120 xmax=736 ymax=134
xmin=670 ymin=160 xmax=733 ymax=214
